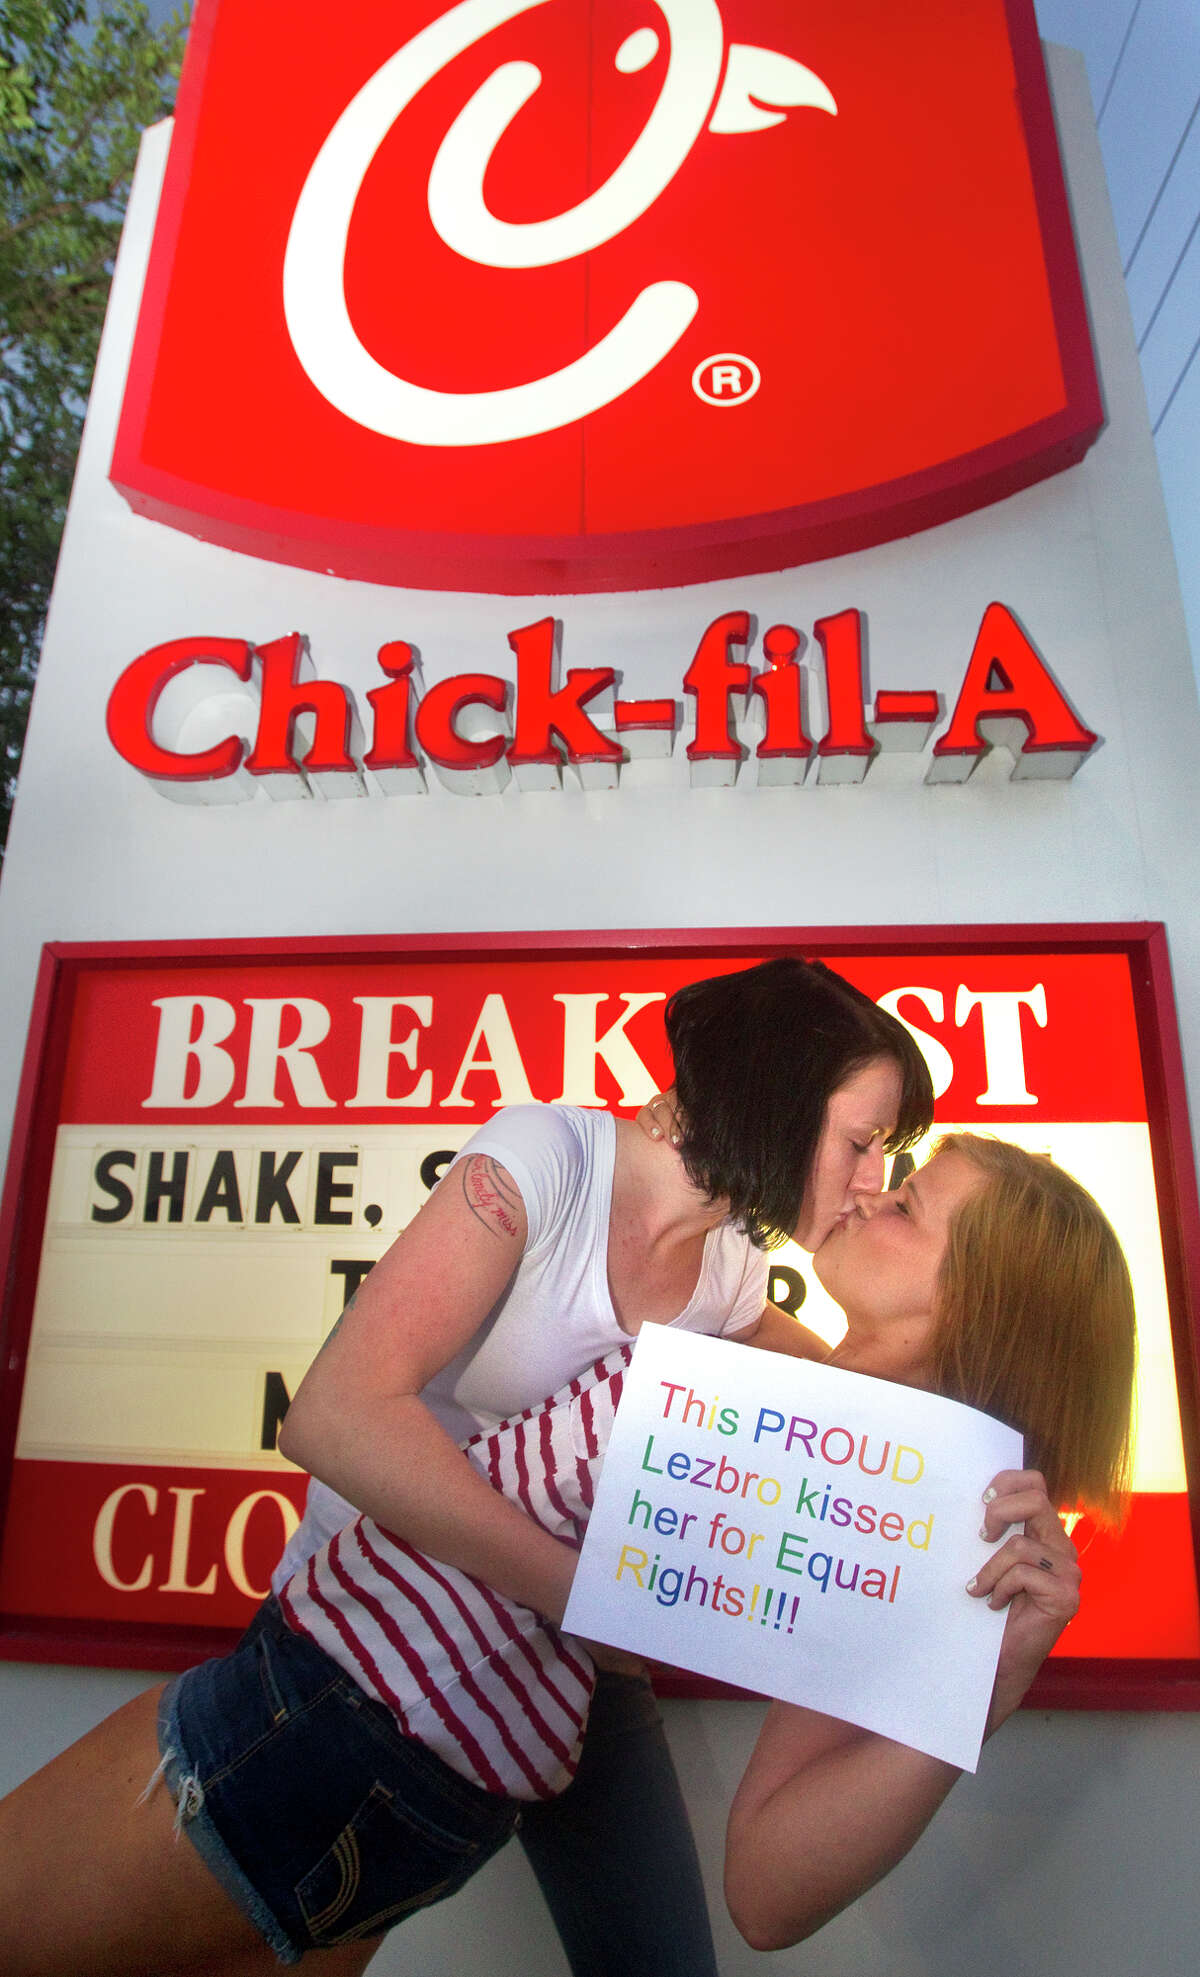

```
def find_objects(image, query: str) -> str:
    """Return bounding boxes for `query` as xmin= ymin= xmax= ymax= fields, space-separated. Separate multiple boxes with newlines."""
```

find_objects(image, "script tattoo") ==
xmin=460 ymin=1155 xmax=521 ymax=1239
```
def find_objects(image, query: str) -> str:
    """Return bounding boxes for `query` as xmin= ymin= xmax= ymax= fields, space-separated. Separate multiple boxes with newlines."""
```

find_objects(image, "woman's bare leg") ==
xmin=0 ymin=1683 xmax=379 ymax=1976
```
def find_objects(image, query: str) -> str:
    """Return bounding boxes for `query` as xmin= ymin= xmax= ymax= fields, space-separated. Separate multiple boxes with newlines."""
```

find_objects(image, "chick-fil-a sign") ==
xmin=112 ymin=0 xmax=1101 ymax=592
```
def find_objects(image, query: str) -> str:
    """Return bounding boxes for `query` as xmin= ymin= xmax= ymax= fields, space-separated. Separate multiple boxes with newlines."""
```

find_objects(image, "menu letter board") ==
xmin=0 ymin=927 xmax=1197 ymax=1700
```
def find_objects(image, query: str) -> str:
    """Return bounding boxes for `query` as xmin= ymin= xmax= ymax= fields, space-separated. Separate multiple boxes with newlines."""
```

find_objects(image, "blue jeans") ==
xmin=160 ymin=1603 xmax=715 ymax=1972
xmin=157 ymin=1599 xmax=520 ymax=1962
xmin=518 ymin=1670 xmax=719 ymax=1977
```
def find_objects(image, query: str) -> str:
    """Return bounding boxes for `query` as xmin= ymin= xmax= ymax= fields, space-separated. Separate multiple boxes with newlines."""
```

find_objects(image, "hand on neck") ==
xmin=613 ymin=1113 xmax=729 ymax=1240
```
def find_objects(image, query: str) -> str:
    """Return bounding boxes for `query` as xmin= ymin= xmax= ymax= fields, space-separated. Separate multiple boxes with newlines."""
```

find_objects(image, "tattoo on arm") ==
xmin=316 ymin=1287 xmax=358 ymax=1359
xmin=460 ymin=1155 xmax=522 ymax=1239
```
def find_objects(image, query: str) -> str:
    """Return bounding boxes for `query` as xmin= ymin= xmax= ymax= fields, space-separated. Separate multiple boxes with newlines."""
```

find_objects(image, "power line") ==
xmin=1124 ymin=88 xmax=1200 ymax=277
xmin=1098 ymin=0 xmax=1144 ymax=124
xmin=1136 ymin=205 xmax=1200 ymax=352
xmin=1152 ymin=324 xmax=1200 ymax=433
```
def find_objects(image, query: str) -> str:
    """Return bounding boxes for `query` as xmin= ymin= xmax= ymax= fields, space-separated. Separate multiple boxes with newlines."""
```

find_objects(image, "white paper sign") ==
xmin=564 ymin=1328 xmax=1023 ymax=1770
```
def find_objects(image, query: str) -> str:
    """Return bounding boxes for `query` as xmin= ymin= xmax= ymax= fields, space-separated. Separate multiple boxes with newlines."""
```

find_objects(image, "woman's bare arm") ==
xmin=726 ymin=1700 xmax=961 ymax=1950
xmin=729 ymin=1300 xmax=830 ymax=1359
xmin=724 ymin=1471 xmax=1081 ymax=1949
xmin=278 ymin=1154 xmax=577 ymax=1622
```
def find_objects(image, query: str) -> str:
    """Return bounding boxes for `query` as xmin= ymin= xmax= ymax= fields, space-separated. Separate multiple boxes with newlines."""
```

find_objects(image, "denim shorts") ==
xmin=155 ymin=1597 xmax=521 ymax=1964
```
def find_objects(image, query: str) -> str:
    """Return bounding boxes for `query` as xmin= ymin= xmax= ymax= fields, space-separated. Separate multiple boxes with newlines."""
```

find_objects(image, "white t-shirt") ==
xmin=273 ymin=1104 xmax=768 ymax=1589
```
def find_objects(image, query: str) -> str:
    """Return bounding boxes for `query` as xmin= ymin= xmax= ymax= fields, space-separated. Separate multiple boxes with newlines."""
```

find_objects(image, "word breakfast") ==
xmin=616 ymin=1375 xmax=936 ymax=1624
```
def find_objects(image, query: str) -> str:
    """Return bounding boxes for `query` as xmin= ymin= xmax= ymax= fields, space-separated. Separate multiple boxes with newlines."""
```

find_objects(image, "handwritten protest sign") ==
xmin=564 ymin=1328 xmax=1023 ymax=1770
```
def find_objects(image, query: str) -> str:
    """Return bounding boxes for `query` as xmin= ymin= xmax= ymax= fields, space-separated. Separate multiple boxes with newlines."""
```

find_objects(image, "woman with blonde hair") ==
xmin=926 ymin=1135 xmax=1133 ymax=1516
xmin=724 ymin=1132 xmax=1136 ymax=1951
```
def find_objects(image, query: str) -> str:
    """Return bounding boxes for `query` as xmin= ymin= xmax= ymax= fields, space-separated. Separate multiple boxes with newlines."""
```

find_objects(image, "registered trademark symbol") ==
xmin=691 ymin=353 xmax=761 ymax=406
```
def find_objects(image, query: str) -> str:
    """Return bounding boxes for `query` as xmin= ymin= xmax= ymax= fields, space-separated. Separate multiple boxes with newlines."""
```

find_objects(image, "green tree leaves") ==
xmin=0 ymin=1 xmax=186 ymax=854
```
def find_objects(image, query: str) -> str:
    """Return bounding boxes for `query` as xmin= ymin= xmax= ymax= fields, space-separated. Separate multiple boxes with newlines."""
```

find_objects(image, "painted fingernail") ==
xmin=982 ymin=1486 xmax=997 ymax=1504
xmin=671 ymin=1132 xmax=682 ymax=1146
xmin=966 ymin=1576 xmax=978 ymax=1592
xmin=648 ymin=1126 xmax=662 ymax=1139
xmin=979 ymin=1523 xmax=992 ymax=1540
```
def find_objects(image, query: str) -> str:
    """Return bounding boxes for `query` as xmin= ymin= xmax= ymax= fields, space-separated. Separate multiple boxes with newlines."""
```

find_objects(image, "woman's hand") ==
xmin=966 ymin=1468 xmax=1081 ymax=1732
xmin=636 ymin=1090 xmax=683 ymax=1145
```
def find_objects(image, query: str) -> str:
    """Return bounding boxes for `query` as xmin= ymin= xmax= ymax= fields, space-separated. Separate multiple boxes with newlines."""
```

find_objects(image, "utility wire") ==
xmin=1137 ymin=206 xmax=1200 ymax=351
xmin=1098 ymin=0 xmax=1144 ymax=124
xmin=1152 ymin=325 xmax=1200 ymax=433
xmin=1124 ymin=88 xmax=1200 ymax=276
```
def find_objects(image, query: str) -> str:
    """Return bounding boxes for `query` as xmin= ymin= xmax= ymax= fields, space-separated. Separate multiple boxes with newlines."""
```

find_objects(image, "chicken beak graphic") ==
xmin=708 ymin=41 xmax=838 ymax=133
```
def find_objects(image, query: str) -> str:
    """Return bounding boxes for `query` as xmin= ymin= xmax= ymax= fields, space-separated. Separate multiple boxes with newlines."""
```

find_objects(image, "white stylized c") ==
xmin=428 ymin=1 xmax=723 ymax=267
xmin=283 ymin=0 xmax=722 ymax=447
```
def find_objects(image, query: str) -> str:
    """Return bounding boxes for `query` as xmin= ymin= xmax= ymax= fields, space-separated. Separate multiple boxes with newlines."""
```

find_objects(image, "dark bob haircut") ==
xmin=665 ymin=958 xmax=934 ymax=1248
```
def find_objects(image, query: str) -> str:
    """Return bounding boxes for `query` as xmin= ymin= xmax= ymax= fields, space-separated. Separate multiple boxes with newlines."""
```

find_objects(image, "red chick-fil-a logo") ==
xmin=111 ymin=0 xmax=1102 ymax=591
xmin=283 ymin=0 xmax=835 ymax=444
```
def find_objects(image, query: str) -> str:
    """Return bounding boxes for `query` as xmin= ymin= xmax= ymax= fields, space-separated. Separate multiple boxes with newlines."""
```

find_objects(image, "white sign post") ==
xmin=564 ymin=1328 xmax=1023 ymax=1770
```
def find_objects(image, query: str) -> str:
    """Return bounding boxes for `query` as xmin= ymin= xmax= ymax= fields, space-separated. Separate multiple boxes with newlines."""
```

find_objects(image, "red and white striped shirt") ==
xmin=278 ymin=1345 xmax=631 ymax=1801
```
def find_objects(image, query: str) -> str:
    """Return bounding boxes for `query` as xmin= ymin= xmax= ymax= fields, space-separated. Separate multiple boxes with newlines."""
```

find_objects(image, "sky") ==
xmin=1035 ymin=0 xmax=1200 ymax=680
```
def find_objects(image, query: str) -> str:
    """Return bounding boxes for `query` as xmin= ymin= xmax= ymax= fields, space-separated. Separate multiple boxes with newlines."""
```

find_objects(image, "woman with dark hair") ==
xmin=0 ymin=958 xmax=934 ymax=1977
xmin=658 ymin=957 xmax=935 ymax=1249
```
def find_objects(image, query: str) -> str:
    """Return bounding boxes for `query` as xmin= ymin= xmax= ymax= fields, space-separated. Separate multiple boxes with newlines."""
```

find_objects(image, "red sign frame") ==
xmin=110 ymin=0 xmax=1102 ymax=593
xmin=0 ymin=926 xmax=1197 ymax=1711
